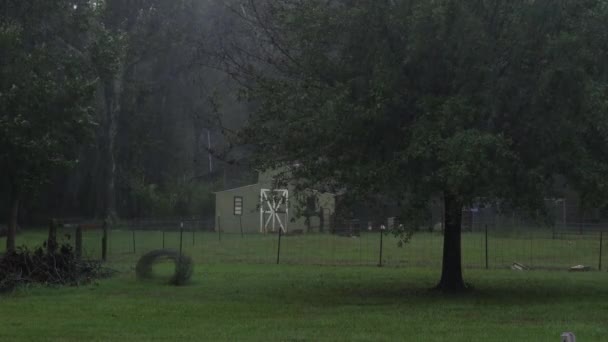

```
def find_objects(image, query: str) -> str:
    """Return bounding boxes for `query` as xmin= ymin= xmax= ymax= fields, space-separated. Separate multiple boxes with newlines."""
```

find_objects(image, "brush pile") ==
xmin=0 ymin=243 xmax=112 ymax=292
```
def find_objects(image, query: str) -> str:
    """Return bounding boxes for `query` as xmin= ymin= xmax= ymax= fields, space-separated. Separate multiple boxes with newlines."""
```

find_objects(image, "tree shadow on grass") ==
xmin=263 ymin=271 xmax=608 ymax=308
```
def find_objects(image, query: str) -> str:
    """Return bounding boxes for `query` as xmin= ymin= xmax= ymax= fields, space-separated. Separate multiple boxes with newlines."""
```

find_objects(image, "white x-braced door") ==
xmin=260 ymin=189 xmax=288 ymax=233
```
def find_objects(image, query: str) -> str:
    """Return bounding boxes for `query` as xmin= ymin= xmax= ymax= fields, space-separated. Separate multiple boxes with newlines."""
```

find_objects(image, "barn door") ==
xmin=260 ymin=189 xmax=289 ymax=233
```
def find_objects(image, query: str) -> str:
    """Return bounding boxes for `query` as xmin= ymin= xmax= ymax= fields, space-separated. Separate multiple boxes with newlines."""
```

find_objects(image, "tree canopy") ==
xmin=0 ymin=0 xmax=247 ymax=233
xmin=0 ymin=0 xmax=99 ymax=250
xmin=230 ymin=0 xmax=608 ymax=291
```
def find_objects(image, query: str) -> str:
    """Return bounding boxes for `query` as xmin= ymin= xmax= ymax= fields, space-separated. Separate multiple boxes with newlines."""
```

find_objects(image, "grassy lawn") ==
xmin=1 ymin=230 xmax=607 ymax=341
xmin=1 ymin=264 xmax=607 ymax=341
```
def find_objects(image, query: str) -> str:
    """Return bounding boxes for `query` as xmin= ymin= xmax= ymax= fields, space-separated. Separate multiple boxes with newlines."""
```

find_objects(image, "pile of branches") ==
xmin=0 ymin=243 xmax=112 ymax=292
xmin=136 ymin=249 xmax=194 ymax=286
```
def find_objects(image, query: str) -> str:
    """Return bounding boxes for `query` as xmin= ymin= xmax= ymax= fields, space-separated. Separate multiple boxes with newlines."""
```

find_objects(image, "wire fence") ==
xmin=5 ymin=217 xmax=604 ymax=272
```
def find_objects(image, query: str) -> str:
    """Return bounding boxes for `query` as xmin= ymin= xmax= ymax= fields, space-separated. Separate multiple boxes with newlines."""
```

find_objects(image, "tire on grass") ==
xmin=135 ymin=249 xmax=194 ymax=286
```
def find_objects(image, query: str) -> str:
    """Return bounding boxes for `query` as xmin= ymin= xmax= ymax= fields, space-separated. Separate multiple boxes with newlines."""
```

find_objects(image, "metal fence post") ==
xmin=276 ymin=228 xmax=282 ymax=265
xmin=239 ymin=216 xmax=244 ymax=238
xmin=599 ymin=231 xmax=603 ymax=271
xmin=179 ymin=223 xmax=184 ymax=257
xmin=378 ymin=228 xmax=384 ymax=267
xmin=179 ymin=223 xmax=184 ymax=271
xmin=132 ymin=230 xmax=136 ymax=254
xmin=217 ymin=216 xmax=222 ymax=242
xmin=485 ymin=224 xmax=489 ymax=269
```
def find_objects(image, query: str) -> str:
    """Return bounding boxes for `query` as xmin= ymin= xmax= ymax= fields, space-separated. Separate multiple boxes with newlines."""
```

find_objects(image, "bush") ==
xmin=124 ymin=176 xmax=214 ymax=218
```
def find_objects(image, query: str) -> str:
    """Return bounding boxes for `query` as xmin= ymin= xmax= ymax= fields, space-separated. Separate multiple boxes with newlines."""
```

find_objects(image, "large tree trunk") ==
xmin=6 ymin=193 xmax=20 ymax=253
xmin=436 ymin=193 xmax=466 ymax=292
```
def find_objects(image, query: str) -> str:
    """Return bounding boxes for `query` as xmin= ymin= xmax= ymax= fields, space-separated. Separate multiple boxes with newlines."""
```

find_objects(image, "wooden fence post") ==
xmin=102 ymin=220 xmax=108 ymax=262
xmin=47 ymin=219 xmax=58 ymax=254
xmin=75 ymin=225 xmax=83 ymax=260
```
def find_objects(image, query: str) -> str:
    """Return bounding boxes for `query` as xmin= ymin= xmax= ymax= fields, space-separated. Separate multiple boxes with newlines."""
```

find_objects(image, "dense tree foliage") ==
xmin=0 ymin=0 xmax=99 ymax=251
xmin=230 ymin=0 xmax=608 ymax=290
xmin=0 ymin=0 xmax=251 ymax=233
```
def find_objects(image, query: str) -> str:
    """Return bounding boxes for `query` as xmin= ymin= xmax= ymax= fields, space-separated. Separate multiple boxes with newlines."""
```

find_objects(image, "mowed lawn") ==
xmin=1 ymin=263 xmax=608 ymax=341
xmin=1 ymin=230 xmax=607 ymax=341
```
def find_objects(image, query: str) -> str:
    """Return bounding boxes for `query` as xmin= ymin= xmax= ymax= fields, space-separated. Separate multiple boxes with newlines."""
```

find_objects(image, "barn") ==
xmin=214 ymin=171 xmax=335 ymax=234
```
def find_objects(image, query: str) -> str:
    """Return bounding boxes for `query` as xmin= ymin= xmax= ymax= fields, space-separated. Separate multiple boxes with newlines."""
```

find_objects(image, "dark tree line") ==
xmin=0 ymin=0 xmax=253 ymax=249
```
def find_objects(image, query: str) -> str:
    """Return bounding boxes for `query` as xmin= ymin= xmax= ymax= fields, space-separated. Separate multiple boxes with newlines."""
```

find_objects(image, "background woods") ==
xmin=0 ymin=0 xmax=253 ymax=228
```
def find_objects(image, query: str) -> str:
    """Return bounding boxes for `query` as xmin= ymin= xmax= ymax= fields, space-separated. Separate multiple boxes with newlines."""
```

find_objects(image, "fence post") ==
xmin=599 ymin=231 xmax=603 ymax=271
xmin=192 ymin=226 xmax=195 ymax=246
xmin=239 ymin=216 xmax=244 ymax=238
xmin=162 ymin=230 xmax=165 ymax=249
xmin=179 ymin=223 xmax=184 ymax=257
xmin=132 ymin=230 xmax=136 ymax=254
xmin=217 ymin=216 xmax=222 ymax=242
xmin=47 ymin=219 xmax=58 ymax=254
xmin=101 ymin=220 xmax=108 ymax=262
xmin=378 ymin=228 xmax=384 ymax=267
xmin=485 ymin=224 xmax=489 ymax=269
xmin=276 ymin=228 xmax=282 ymax=265
xmin=75 ymin=225 xmax=83 ymax=260
xmin=179 ymin=223 xmax=184 ymax=271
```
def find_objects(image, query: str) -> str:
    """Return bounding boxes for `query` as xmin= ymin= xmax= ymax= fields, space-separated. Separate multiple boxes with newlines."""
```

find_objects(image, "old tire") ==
xmin=135 ymin=249 xmax=193 ymax=285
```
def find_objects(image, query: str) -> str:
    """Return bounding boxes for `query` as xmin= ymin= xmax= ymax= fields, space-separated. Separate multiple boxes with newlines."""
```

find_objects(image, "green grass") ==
xmin=2 ymin=228 xmax=603 ymax=270
xmin=1 ymin=230 xmax=607 ymax=341
xmin=1 ymin=265 xmax=607 ymax=341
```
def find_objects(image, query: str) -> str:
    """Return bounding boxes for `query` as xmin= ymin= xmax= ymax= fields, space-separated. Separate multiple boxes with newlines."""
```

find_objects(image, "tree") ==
xmin=0 ymin=1 xmax=252 ymax=225
xmin=90 ymin=0 xmax=228 ymax=220
xmin=0 ymin=0 xmax=100 ymax=251
xmin=228 ymin=0 xmax=608 ymax=291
